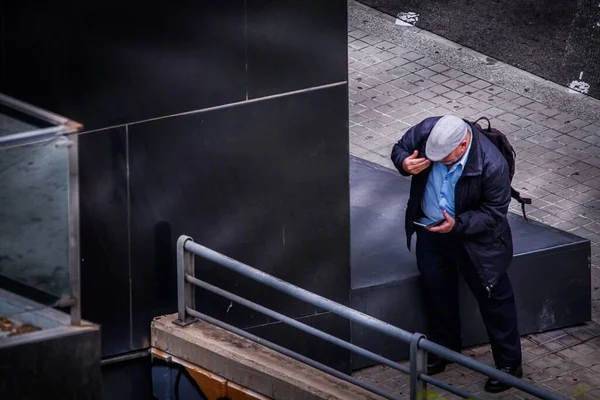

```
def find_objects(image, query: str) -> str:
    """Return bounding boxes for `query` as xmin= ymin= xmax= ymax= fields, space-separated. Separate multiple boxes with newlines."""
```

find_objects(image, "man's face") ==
xmin=438 ymin=130 xmax=470 ymax=166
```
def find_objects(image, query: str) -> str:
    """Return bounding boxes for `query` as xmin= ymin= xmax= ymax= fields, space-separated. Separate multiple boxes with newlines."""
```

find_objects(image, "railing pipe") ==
xmin=186 ymin=275 xmax=410 ymax=374
xmin=188 ymin=275 xmax=481 ymax=400
xmin=184 ymin=240 xmax=414 ymax=343
xmin=179 ymin=238 xmax=567 ymax=400
xmin=185 ymin=308 xmax=401 ymax=400
xmin=0 ymin=126 xmax=71 ymax=148
xmin=175 ymin=236 xmax=196 ymax=326
xmin=409 ymin=333 xmax=427 ymax=400
xmin=420 ymin=340 xmax=563 ymax=400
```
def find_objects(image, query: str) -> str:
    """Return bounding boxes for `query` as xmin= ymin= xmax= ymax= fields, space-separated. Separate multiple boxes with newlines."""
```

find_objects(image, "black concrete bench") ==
xmin=349 ymin=156 xmax=591 ymax=370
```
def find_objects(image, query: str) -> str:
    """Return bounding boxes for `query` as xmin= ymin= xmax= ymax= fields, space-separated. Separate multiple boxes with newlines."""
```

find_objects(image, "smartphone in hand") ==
xmin=413 ymin=217 xmax=445 ymax=229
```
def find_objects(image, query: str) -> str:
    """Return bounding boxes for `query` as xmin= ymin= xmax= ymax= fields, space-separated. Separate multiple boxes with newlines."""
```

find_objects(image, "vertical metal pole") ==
xmin=174 ymin=235 xmax=196 ymax=326
xmin=66 ymin=134 xmax=81 ymax=326
xmin=410 ymin=333 xmax=427 ymax=400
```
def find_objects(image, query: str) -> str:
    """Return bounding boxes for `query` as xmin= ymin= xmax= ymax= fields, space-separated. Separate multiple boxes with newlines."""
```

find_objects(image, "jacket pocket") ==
xmin=463 ymin=244 xmax=491 ymax=289
xmin=499 ymin=236 xmax=507 ymax=247
xmin=499 ymin=230 xmax=512 ymax=249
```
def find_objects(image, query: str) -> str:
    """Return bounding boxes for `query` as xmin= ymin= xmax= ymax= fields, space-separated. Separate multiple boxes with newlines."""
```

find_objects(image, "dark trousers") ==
xmin=415 ymin=228 xmax=522 ymax=368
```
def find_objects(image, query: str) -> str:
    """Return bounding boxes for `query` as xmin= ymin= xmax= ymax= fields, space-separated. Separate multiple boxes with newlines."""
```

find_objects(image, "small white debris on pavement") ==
xmin=569 ymin=72 xmax=591 ymax=94
xmin=395 ymin=12 xmax=419 ymax=26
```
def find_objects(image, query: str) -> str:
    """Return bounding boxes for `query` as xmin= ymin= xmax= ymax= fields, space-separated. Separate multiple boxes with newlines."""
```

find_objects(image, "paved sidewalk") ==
xmin=347 ymin=3 xmax=600 ymax=399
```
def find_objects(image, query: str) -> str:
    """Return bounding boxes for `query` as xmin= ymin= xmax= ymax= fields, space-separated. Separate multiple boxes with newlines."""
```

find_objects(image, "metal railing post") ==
xmin=410 ymin=333 xmax=427 ymax=400
xmin=174 ymin=235 xmax=196 ymax=326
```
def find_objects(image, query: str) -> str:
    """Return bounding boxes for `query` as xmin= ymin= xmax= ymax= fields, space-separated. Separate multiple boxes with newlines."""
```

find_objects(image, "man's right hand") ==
xmin=402 ymin=150 xmax=431 ymax=175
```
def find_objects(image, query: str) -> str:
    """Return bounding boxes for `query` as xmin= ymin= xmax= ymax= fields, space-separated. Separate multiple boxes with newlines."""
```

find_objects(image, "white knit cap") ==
xmin=425 ymin=116 xmax=469 ymax=161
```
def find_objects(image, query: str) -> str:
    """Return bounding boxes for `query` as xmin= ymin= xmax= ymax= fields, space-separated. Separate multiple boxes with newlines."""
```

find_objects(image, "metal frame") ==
xmin=0 ymin=93 xmax=72 ymax=126
xmin=410 ymin=333 xmax=427 ymax=399
xmin=0 ymin=93 xmax=82 ymax=149
xmin=66 ymin=134 xmax=81 ymax=325
xmin=174 ymin=236 xmax=196 ymax=326
xmin=0 ymin=126 xmax=69 ymax=148
xmin=1 ymin=92 xmax=83 ymax=326
xmin=174 ymin=236 xmax=566 ymax=400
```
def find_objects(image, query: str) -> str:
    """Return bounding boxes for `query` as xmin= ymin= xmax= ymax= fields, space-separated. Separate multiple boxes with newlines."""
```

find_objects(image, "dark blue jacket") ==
xmin=390 ymin=116 xmax=513 ymax=293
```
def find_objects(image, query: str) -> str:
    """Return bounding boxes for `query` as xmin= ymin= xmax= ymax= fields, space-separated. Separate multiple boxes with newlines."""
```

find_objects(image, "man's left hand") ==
xmin=428 ymin=210 xmax=455 ymax=233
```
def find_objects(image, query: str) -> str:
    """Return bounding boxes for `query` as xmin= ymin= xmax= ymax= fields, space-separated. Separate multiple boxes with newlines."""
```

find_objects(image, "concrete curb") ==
xmin=151 ymin=314 xmax=385 ymax=400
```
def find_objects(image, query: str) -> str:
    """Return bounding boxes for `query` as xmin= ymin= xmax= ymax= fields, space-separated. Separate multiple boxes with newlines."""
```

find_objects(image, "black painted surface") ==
xmin=0 ymin=328 xmax=102 ymax=400
xmin=357 ymin=0 xmax=600 ymax=100
xmin=462 ymin=241 xmax=590 ymax=343
xmin=2 ymin=0 xmax=350 ymax=371
xmin=152 ymin=362 xmax=206 ymax=400
xmin=351 ymin=275 xmax=424 ymax=369
xmin=0 ymin=0 xmax=246 ymax=130
xmin=80 ymin=127 xmax=130 ymax=356
xmin=247 ymin=0 xmax=348 ymax=98
xmin=247 ymin=312 xmax=352 ymax=373
xmin=127 ymin=85 xmax=349 ymax=349
xmin=349 ymin=157 xmax=591 ymax=369
xmin=102 ymin=357 xmax=153 ymax=400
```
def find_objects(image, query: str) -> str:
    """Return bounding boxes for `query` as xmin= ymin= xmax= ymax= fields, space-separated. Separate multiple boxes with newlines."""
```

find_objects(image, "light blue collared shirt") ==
xmin=421 ymin=134 xmax=472 ymax=222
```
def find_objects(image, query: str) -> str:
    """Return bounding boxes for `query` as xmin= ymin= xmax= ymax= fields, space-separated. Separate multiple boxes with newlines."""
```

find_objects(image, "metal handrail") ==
xmin=0 ymin=93 xmax=72 ymax=125
xmin=0 ymin=92 xmax=83 ymax=149
xmin=175 ymin=235 xmax=565 ymax=400
xmin=0 ymin=125 xmax=79 ymax=148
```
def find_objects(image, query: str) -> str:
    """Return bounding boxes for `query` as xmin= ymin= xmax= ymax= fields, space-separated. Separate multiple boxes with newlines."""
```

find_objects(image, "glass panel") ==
xmin=0 ymin=120 xmax=70 ymax=301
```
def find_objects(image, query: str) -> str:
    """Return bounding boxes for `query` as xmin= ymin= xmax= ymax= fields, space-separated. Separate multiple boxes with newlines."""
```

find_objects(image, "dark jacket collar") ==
xmin=462 ymin=122 xmax=483 ymax=177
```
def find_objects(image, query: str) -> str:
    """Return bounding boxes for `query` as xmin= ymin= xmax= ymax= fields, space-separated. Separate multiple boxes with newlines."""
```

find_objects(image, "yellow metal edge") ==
xmin=227 ymin=381 xmax=272 ymax=400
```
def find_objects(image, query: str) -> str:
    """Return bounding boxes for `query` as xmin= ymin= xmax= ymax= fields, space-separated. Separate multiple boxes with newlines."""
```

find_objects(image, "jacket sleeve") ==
xmin=390 ymin=119 xmax=429 ymax=176
xmin=452 ymin=160 xmax=511 ymax=235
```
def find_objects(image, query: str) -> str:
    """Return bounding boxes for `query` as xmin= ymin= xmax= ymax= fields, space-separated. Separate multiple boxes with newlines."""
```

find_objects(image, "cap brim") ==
xmin=425 ymin=147 xmax=450 ymax=162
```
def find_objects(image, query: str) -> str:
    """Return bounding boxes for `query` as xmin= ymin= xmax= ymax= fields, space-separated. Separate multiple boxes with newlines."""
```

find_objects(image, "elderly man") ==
xmin=390 ymin=115 xmax=522 ymax=393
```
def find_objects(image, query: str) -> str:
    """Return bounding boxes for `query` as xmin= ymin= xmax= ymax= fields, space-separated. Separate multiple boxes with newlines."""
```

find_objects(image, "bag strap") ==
xmin=511 ymin=187 xmax=532 ymax=221
xmin=475 ymin=117 xmax=532 ymax=221
xmin=474 ymin=117 xmax=491 ymax=132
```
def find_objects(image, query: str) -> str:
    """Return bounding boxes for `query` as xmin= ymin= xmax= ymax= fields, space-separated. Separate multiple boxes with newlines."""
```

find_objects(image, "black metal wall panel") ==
xmin=246 ymin=0 xmax=348 ymax=98
xmin=2 ymin=0 xmax=350 ymax=371
xmin=0 ymin=0 xmax=246 ymax=130
xmin=79 ymin=127 xmax=131 ymax=356
xmin=0 ymin=328 xmax=102 ymax=400
xmin=127 ymin=84 xmax=350 ymax=349
xmin=102 ymin=358 xmax=153 ymax=400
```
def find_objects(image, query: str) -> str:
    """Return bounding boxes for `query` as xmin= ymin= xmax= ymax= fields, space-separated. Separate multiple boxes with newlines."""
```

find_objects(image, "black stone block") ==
xmin=0 ymin=326 xmax=102 ymax=400
xmin=349 ymin=157 xmax=591 ymax=370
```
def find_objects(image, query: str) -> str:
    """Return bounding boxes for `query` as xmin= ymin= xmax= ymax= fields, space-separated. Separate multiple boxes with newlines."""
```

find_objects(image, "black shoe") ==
xmin=484 ymin=364 xmax=523 ymax=393
xmin=427 ymin=354 xmax=454 ymax=375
